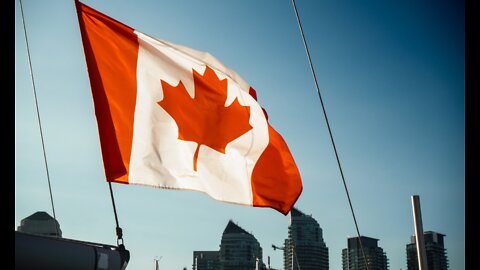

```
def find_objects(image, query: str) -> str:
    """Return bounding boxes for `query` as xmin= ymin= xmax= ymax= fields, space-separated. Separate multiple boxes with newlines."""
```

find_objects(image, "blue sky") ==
xmin=15 ymin=1 xmax=464 ymax=270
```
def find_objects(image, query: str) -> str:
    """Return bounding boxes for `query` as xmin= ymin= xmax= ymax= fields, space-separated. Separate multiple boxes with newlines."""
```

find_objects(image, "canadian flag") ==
xmin=76 ymin=0 xmax=302 ymax=215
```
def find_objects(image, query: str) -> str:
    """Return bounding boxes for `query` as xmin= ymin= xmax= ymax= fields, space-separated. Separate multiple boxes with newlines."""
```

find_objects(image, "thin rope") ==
xmin=290 ymin=0 xmax=369 ymax=269
xmin=18 ymin=0 xmax=61 ymax=238
xmin=108 ymin=182 xmax=125 ymax=249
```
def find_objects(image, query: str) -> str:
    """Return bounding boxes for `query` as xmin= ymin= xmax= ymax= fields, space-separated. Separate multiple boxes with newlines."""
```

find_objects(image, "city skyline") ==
xmin=15 ymin=1 xmax=464 ymax=270
xmin=16 ymin=210 xmax=451 ymax=270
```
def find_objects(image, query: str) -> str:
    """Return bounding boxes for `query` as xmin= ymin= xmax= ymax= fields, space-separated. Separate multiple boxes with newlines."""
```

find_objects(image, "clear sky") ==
xmin=15 ymin=1 xmax=465 ymax=270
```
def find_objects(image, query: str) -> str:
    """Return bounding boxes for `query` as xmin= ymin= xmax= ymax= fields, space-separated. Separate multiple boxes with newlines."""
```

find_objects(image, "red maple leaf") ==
xmin=158 ymin=66 xmax=253 ymax=171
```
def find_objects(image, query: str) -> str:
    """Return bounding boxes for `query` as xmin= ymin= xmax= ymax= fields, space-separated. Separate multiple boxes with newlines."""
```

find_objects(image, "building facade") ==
xmin=342 ymin=236 xmax=388 ymax=270
xmin=17 ymin=211 xmax=62 ymax=237
xmin=283 ymin=208 xmax=329 ymax=270
xmin=218 ymin=220 xmax=266 ymax=270
xmin=193 ymin=251 xmax=220 ymax=270
xmin=406 ymin=231 xmax=448 ymax=270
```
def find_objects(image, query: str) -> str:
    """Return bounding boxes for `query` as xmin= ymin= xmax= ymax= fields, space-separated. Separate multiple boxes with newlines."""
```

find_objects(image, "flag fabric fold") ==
xmin=75 ymin=0 xmax=302 ymax=215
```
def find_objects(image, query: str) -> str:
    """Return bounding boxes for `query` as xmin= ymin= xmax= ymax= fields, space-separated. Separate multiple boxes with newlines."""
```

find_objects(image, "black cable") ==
xmin=290 ymin=0 xmax=369 ymax=269
xmin=18 ymin=0 xmax=60 ymax=238
xmin=108 ymin=182 xmax=125 ymax=249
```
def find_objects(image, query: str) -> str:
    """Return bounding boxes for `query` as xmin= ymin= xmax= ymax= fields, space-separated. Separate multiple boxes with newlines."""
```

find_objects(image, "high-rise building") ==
xmin=406 ymin=231 xmax=449 ymax=270
xmin=283 ymin=208 xmax=329 ymax=270
xmin=342 ymin=236 xmax=388 ymax=270
xmin=193 ymin=251 xmax=220 ymax=270
xmin=219 ymin=220 xmax=266 ymax=270
xmin=17 ymin=211 xmax=62 ymax=238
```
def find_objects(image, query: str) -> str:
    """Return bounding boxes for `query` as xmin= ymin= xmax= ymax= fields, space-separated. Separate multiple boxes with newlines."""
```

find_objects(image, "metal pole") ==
xmin=289 ymin=213 xmax=294 ymax=270
xmin=411 ymin=195 xmax=428 ymax=270
xmin=291 ymin=245 xmax=294 ymax=270
xmin=154 ymin=256 xmax=162 ymax=270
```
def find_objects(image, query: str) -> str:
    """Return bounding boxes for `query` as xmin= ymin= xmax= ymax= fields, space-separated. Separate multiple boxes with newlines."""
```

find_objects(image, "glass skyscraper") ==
xmin=406 ymin=231 xmax=448 ymax=270
xmin=283 ymin=207 xmax=329 ymax=270
xmin=342 ymin=236 xmax=388 ymax=270
xmin=219 ymin=220 xmax=266 ymax=270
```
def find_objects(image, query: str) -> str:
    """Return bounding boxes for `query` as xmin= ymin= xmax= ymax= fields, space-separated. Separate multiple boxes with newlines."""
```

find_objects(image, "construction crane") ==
xmin=272 ymin=244 xmax=285 ymax=251
xmin=272 ymin=244 xmax=299 ymax=270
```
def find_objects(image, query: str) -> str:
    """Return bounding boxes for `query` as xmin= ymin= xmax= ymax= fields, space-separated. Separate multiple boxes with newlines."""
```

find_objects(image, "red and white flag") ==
xmin=75 ymin=1 xmax=302 ymax=215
